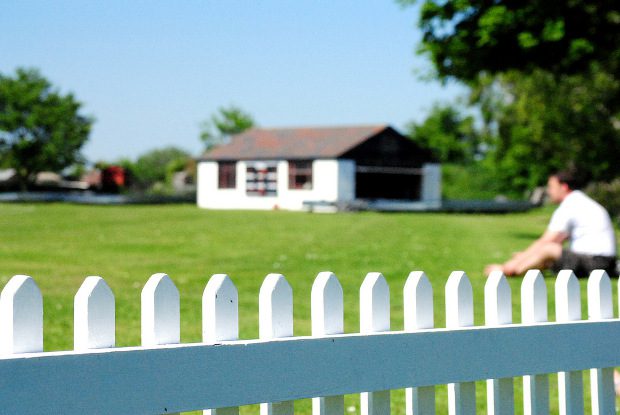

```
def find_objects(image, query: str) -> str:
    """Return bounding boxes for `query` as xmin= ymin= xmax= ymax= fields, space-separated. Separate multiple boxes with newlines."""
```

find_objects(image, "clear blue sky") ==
xmin=1 ymin=0 xmax=465 ymax=162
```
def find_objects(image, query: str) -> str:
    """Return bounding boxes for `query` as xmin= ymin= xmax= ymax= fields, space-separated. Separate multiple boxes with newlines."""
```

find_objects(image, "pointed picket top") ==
xmin=404 ymin=272 xmax=435 ymax=415
xmin=404 ymin=271 xmax=433 ymax=331
xmin=555 ymin=270 xmax=581 ymax=322
xmin=445 ymin=272 xmax=476 ymax=414
xmin=141 ymin=273 xmax=180 ymax=346
xmin=360 ymin=272 xmax=391 ymax=415
xmin=311 ymin=272 xmax=344 ymax=336
xmin=520 ymin=275 xmax=550 ymax=415
xmin=485 ymin=271 xmax=514 ymax=415
xmin=203 ymin=274 xmax=239 ymax=343
xmin=74 ymin=276 xmax=115 ymax=350
xmin=360 ymin=272 xmax=390 ymax=333
xmin=587 ymin=270 xmax=613 ymax=320
xmin=259 ymin=274 xmax=295 ymax=415
xmin=445 ymin=271 xmax=473 ymax=328
xmin=555 ymin=271 xmax=584 ymax=414
xmin=521 ymin=270 xmax=548 ymax=324
xmin=485 ymin=271 xmax=512 ymax=326
xmin=586 ymin=270 xmax=615 ymax=415
xmin=259 ymin=273 xmax=293 ymax=339
xmin=311 ymin=273 xmax=345 ymax=415
xmin=203 ymin=274 xmax=240 ymax=415
xmin=0 ymin=275 xmax=43 ymax=355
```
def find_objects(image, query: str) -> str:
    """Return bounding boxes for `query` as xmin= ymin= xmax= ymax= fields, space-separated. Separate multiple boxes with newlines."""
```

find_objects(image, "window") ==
xmin=288 ymin=160 xmax=313 ymax=190
xmin=246 ymin=162 xmax=278 ymax=196
xmin=218 ymin=162 xmax=236 ymax=189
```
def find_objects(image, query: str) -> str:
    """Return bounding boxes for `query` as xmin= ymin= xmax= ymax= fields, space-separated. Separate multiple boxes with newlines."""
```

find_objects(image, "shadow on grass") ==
xmin=509 ymin=231 xmax=540 ymax=241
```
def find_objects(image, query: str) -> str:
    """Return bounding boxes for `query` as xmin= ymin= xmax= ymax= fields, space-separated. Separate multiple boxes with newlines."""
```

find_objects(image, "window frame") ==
xmin=217 ymin=161 xmax=237 ymax=189
xmin=246 ymin=162 xmax=278 ymax=197
xmin=288 ymin=160 xmax=313 ymax=190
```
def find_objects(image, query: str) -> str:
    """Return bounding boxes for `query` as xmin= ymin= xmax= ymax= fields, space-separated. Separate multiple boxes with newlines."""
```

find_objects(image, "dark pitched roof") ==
xmin=199 ymin=125 xmax=392 ymax=160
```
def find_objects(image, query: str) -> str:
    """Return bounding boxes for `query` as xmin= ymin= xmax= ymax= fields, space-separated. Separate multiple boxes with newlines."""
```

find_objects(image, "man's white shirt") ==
xmin=547 ymin=190 xmax=616 ymax=256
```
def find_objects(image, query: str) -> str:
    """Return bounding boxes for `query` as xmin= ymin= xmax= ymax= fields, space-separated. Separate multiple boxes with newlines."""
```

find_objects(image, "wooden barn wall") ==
xmin=340 ymin=128 xmax=435 ymax=167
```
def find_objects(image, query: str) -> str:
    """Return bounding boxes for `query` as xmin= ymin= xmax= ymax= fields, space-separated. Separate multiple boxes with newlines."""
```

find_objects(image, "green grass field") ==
xmin=0 ymin=203 xmax=617 ymax=414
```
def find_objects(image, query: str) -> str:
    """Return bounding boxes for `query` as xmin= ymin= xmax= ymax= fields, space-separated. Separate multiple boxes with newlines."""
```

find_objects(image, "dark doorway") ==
xmin=355 ymin=166 xmax=422 ymax=200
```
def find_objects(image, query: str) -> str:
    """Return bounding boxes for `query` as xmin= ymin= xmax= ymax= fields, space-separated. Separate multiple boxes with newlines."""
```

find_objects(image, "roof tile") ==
xmin=200 ymin=125 xmax=390 ymax=160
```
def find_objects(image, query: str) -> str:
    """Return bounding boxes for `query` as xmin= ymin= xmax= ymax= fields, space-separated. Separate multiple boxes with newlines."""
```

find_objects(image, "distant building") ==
xmin=196 ymin=125 xmax=441 ymax=211
xmin=0 ymin=169 xmax=18 ymax=190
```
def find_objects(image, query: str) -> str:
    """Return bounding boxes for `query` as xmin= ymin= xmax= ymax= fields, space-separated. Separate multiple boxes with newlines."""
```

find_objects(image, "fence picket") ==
xmin=74 ymin=276 xmax=115 ymax=350
xmin=586 ymin=270 xmax=615 ymax=415
xmin=0 ymin=275 xmax=43 ymax=355
xmin=311 ymin=272 xmax=345 ymax=415
xmin=484 ymin=271 xmax=514 ymax=415
xmin=2 ymin=268 xmax=618 ymax=415
xmin=141 ymin=273 xmax=180 ymax=346
xmin=555 ymin=270 xmax=584 ymax=415
xmin=445 ymin=271 xmax=476 ymax=415
xmin=203 ymin=274 xmax=239 ymax=415
xmin=521 ymin=270 xmax=550 ymax=415
xmin=260 ymin=273 xmax=294 ymax=415
xmin=360 ymin=272 xmax=391 ymax=415
xmin=404 ymin=271 xmax=435 ymax=415
xmin=142 ymin=273 xmax=181 ymax=415
xmin=203 ymin=274 xmax=239 ymax=343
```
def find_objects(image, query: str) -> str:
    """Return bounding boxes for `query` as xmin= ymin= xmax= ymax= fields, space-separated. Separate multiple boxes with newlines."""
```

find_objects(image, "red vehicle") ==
xmin=101 ymin=166 xmax=127 ymax=192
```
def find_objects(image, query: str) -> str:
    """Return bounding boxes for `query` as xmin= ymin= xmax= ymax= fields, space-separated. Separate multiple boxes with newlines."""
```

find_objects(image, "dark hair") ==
xmin=551 ymin=166 xmax=586 ymax=190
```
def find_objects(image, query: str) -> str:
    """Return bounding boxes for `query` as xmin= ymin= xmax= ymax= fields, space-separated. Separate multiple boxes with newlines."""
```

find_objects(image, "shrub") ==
xmin=442 ymin=162 xmax=504 ymax=200
xmin=586 ymin=179 xmax=620 ymax=222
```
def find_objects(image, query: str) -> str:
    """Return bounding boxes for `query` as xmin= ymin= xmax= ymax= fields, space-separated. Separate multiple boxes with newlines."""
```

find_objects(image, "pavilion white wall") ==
xmin=196 ymin=159 xmax=354 ymax=211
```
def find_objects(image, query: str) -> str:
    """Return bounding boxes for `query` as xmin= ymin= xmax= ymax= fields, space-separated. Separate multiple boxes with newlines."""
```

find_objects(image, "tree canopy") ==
xmin=398 ymin=0 xmax=620 ymax=81
xmin=399 ymin=0 xmax=620 ymax=196
xmin=123 ymin=146 xmax=191 ymax=191
xmin=405 ymin=104 xmax=481 ymax=164
xmin=0 ymin=68 xmax=93 ymax=189
xmin=200 ymin=105 xmax=255 ymax=151
xmin=472 ymin=68 xmax=620 ymax=192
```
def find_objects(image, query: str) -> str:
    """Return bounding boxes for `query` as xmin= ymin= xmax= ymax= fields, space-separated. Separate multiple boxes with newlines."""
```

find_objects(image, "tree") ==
xmin=0 ymin=68 xmax=93 ymax=189
xmin=200 ymin=105 xmax=254 ymax=151
xmin=474 ymin=68 xmax=620 ymax=194
xmin=397 ymin=0 xmax=620 ymax=82
xmin=129 ymin=146 xmax=191 ymax=191
xmin=398 ymin=0 xmax=620 ymax=194
xmin=405 ymin=104 xmax=482 ymax=164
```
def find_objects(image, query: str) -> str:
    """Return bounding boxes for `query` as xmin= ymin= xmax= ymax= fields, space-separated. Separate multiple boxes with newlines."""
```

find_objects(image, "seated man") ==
xmin=485 ymin=168 xmax=617 ymax=277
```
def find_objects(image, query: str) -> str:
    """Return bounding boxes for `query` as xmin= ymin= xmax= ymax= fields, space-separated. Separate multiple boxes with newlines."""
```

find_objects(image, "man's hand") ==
xmin=484 ymin=263 xmax=504 ymax=276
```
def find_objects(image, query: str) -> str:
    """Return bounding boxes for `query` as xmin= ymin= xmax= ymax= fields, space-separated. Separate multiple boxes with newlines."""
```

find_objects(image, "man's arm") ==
xmin=485 ymin=230 xmax=567 ymax=276
xmin=519 ymin=230 xmax=567 ymax=256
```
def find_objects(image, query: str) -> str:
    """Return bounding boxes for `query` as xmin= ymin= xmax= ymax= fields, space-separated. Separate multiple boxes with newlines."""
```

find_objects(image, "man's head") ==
xmin=547 ymin=167 xmax=583 ymax=203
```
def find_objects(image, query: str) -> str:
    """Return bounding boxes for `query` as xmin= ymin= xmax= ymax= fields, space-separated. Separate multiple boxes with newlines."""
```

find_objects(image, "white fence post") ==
xmin=203 ymin=274 xmax=239 ymax=415
xmin=360 ymin=272 xmax=391 ymax=415
xmin=404 ymin=271 xmax=435 ymax=415
xmin=0 ymin=275 xmax=43 ymax=355
xmin=74 ymin=276 xmax=115 ymax=350
xmin=521 ymin=270 xmax=550 ymax=415
xmin=141 ymin=273 xmax=180 ymax=346
xmin=586 ymin=270 xmax=615 ymax=415
xmin=260 ymin=273 xmax=294 ymax=415
xmin=445 ymin=271 xmax=476 ymax=415
xmin=311 ymin=272 xmax=345 ymax=415
xmin=555 ymin=270 xmax=584 ymax=415
xmin=484 ymin=271 xmax=514 ymax=415
xmin=142 ymin=273 xmax=181 ymax=415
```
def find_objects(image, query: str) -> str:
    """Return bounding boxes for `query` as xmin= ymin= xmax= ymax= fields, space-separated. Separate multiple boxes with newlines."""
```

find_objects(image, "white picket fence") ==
xmin=0 ymin=269 xmax=618 ymax=415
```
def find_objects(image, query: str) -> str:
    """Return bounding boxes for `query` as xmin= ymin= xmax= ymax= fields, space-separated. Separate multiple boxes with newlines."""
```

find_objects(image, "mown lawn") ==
xmin=0 ymin=203 xmax=617 ymax=414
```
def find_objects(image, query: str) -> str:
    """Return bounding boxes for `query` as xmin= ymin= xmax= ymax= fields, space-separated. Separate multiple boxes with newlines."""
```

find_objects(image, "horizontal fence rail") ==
xmin=1 ymin=321 xmax=620 ymax=414
xmin=0 ymin=269 xmax=618 ymax=415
